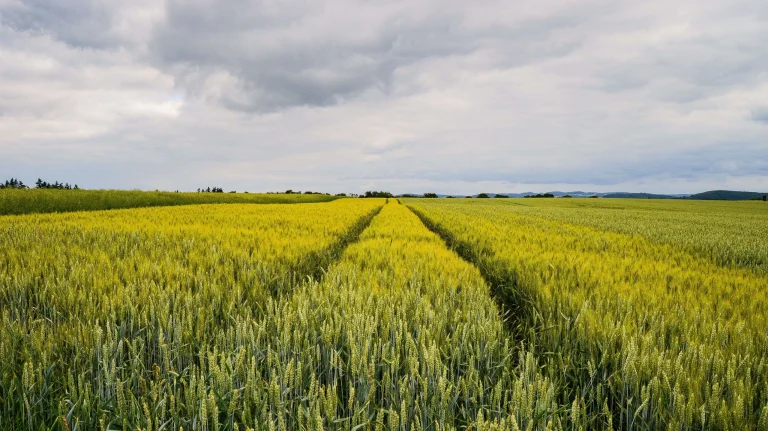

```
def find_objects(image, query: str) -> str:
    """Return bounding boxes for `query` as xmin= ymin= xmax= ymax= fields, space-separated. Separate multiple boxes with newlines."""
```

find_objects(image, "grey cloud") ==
xmin=341 ymin=140 xmax=768 ymax=186
xmin=593 ymin=4 xmax=768 ymax=103
xmin=599 ymin=49 xmax=768 ymax=102
xmin=147 ymin=0 xmax=590 ymax=112
xmin=0 ymin=0 xmax=119 ymax=48
xmin=149 ymin=5 xmax=459 ymax=111
xmin=752 ymin=107 xmax=768 ymax=124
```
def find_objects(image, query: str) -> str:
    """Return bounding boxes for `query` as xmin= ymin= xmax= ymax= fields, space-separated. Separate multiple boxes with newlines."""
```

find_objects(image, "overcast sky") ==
xmin=1 ymin=0 xmax=767 ymax=194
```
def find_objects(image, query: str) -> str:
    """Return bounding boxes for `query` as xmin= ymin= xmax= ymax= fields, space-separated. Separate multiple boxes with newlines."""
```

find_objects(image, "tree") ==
xmin=493 ymin=194 xmax=509 ymax=198
xmin=30 ymin=178 xmax=80 ymax=190
xmin=423 ymin=192 xmax=438 ymax=198
xmin=477 ymin=193 xmax=490 ymax=198
xmin=363 ymin=191 xmax=393 ymax=198
xmin=1 ymin=178 xmax=27 ymax=189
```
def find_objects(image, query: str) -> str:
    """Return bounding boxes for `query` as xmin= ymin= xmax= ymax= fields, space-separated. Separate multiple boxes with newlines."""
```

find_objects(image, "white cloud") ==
xmin=0 ymin=0 xmax=767 ymax=193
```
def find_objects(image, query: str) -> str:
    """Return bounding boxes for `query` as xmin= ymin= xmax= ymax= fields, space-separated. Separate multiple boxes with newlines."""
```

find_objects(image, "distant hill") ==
xmin=686 ymin=190 xmax=767 ymax=200
xmin=399 ymin=190 xmax=767 ymax=200
xmin=548 ymin=191 xmax=610 ymax=198
xmin=604 ymin=190 xmax=766 ymax=200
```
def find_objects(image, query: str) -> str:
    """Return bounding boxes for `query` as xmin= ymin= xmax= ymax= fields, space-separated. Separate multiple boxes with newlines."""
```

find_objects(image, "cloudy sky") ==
xmin=1 ymin=0 xmax=767 ymax=194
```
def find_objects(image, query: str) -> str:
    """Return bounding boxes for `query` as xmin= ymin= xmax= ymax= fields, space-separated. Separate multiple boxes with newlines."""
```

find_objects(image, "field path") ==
xmin=405 ymin=204 xmax=531 ymax=336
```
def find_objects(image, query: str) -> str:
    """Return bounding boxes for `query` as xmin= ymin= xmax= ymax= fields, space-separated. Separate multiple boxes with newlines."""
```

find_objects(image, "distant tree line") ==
xmin=264 ymin=190 xmax=351 ymax=196
xmin=1 ymin=178 xmax=81 ymax=190
xmin=362 ymin=191 xmax=393 ymax=198
xmin=198 ymin=187 xmax=225 ymax=193
xmin=397 ymin=193 xmax=443 ymax=198
xmin=280 ymin=190 xmax=331 ymax=195
xmin=0 ymin=178 xmax=27 ymax=189
xmin=35 ymin=178 xmax=79 ymax=190
xmin=524 ymin=193 xmax=555 ymax=198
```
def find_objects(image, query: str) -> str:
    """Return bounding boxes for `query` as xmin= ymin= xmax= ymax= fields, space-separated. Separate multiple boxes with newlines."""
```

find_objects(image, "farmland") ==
xmin=468 ymin=199 xmax=768 ymax=275
xmin=407 ymin=198 xmax=768 ymax=430
xmin=0 ymin=189 xmax=337 ymax=215
xmin=1 ymin=196 xmax=767 ymax=430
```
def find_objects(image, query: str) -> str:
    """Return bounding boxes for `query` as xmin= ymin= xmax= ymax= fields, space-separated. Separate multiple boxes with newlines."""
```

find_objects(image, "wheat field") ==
xmin=1 ymin=196 xmax=766 ymax=430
